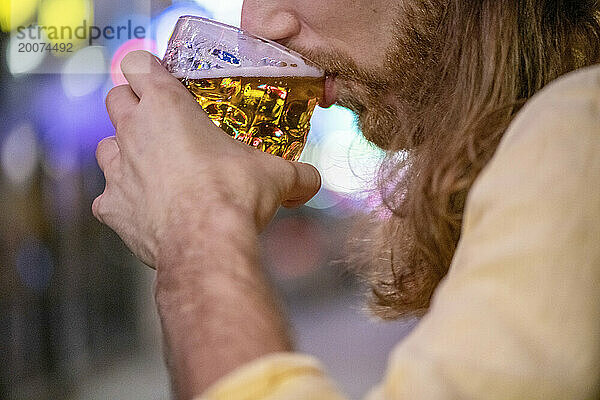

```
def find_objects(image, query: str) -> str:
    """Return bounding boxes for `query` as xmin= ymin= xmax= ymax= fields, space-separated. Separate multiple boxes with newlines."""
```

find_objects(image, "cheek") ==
xmin=324 ymin=4 xmax=396 ymax=56
xmin=298 ymin=1 xmax=392 ymax=55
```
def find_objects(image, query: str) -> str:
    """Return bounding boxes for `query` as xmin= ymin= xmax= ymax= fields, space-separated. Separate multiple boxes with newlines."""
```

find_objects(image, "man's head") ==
xmin=241 ymin=0 xmax=445 ymax=149
xmin=242 ymin=0 xmax=600 ymax=318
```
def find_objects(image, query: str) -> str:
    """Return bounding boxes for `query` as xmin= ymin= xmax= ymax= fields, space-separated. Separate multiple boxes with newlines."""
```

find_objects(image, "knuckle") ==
xmin=105 ymin=88 xmax=115 ymax=108
xmin=105 ymin=85 xmax=118 ymax=104
xmin=95 ymin=141 xmax=105 ymax=161
xmin=105 ymin=84 xmax=130 ymax=107
xmin=96 ymin=136 xmax=113 ymax=152
xmin=96 ymin=137 xmax=117 ymax=164
xmin=92 ymin=196 xmax=105 ymax=222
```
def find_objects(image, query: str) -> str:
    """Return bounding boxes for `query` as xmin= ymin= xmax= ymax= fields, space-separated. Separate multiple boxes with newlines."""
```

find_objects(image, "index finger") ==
xmin=120 ymin=50 xmax=184 ymax=98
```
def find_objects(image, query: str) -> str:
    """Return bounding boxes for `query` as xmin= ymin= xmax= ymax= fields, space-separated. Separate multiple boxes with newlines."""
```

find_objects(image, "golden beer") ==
xmin=180 ymin=74 xmax=323 ymax=161
xmin=163 ymin=16 xmax=325 ymax=160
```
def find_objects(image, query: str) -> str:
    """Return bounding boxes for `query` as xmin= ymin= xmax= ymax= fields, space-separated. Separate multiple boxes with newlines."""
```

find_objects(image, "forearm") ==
xmin=154 ymin=208 xmax=293 ymax=400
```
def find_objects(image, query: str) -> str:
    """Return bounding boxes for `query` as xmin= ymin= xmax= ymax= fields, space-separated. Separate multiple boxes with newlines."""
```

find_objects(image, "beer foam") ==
xmin=173 ymin=64 xmax=323 ymax=80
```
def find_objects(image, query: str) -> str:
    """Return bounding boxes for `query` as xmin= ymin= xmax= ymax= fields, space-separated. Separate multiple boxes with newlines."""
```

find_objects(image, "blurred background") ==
xmin=0 ymin=1 xmax=417 ymax=399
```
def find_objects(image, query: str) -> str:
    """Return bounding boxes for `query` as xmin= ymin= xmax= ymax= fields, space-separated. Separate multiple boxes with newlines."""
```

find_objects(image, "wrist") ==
xmin=153 ymin=201 xmax=262 ymax=305
xmin=157 ymin=199 xmax=258 ymax=261
xmin=150 ymin=199 xmax=293 ymax=398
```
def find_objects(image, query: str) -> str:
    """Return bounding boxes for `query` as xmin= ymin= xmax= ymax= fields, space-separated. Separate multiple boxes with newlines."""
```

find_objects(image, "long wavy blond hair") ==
xmin=348 ymin=0 xmax=600 ymax=319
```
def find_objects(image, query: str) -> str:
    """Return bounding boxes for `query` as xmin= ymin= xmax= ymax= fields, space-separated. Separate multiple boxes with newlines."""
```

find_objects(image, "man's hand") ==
xmin=93 ymin=50 xmax=320 ymax=398
xmin=93 ymin=50 xmax=321 ymax=268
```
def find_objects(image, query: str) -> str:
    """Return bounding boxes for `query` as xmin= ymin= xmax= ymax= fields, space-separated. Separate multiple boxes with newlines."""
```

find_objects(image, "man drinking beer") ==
xmin=94 ymin=0 xmax=600 ymax=399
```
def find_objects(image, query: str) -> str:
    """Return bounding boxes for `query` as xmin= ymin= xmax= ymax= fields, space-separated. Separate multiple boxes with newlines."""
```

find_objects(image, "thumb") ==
xmin=282 ymin=162 xmax=321 ymax=208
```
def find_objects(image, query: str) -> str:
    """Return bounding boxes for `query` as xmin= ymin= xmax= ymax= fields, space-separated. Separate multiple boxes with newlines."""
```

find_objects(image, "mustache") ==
xmin=280 ymin=41 xmax=389 ymax=87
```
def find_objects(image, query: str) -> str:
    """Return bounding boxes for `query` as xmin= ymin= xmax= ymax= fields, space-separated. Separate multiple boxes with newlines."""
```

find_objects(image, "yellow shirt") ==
xmin=196 ymin=64 xmax=600 ymax=400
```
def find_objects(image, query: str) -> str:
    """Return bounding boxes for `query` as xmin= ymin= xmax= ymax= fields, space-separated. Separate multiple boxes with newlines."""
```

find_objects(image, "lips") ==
xmin=319 ymin=74 xmax=337 ymax=108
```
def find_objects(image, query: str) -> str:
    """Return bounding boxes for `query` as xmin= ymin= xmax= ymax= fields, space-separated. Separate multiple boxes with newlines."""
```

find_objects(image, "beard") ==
xmin=282 ymin=1 xmax=444 ymax=150
xmin=281 ymin=46 xmax=409 ymax=150
xmin=281 ymin=1 xmax=473 ymax=320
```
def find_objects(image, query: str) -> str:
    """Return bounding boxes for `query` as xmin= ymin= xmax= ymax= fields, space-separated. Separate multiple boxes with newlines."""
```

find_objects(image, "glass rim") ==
xmin=172 ymin=15 xmax=324 ymax=75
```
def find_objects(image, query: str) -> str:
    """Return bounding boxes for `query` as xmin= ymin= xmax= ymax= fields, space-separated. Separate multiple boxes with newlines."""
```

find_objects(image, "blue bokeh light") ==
xmin=33 ymin=77 xmax=114 ymax=174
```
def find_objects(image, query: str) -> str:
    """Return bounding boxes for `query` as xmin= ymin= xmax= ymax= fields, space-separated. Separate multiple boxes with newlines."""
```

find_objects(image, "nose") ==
xmin=241 ymin=1 xmax=301 ymax=41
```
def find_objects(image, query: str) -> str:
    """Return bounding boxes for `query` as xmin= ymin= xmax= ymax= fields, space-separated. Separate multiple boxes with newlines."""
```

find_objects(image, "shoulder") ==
xmin=380 ymin=66 xmax=600 ymax=400
xmin=374 ymin=66 xmax=600 ymax=400
xmin=483 ymin=63 xmax=600 ymax=185
xmin=461 ymin=64 xmax=600 ymax=240
xmin=498 ymin=63 xmax=600 ymax=151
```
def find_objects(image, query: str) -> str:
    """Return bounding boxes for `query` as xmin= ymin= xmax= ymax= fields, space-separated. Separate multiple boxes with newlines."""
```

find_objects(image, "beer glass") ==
xmin=162 ymin=16 xmax=324 ymax=161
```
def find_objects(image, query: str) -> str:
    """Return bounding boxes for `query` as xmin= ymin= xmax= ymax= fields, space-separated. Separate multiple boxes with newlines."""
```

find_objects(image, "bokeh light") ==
xmin=0 ymin=122 xmax=39 ymax=188
xmin=105 ymin=13 xmax=152 ymax=54
xmin=317 ymin=128 xmax=384 ymax=199
xmin=305 ymin=186 xmax=345 ymax=211
xmin=300 ymin=106 xmax=384 ymax=211
xmin=192 ymin=0 xmax=243 ymax=26
xmin=300 ymin=141 xmax=343 ymax=210
xmin=309 ymin=105 xmax=356 ymax=144
xmin=33 ymin=78 xmax=114 ymax=176
xmin=0 ymin=0 xmax=39 ymax=32
xmin=6 ymin=29 xmax=47 ymax=75
xmin=62 ymin=46 xmax=107 ymax=97
xmin=37 ymin=0 xmax=93 ymax=46
xmin=153 ymin=3 xmax=213 ymax=59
